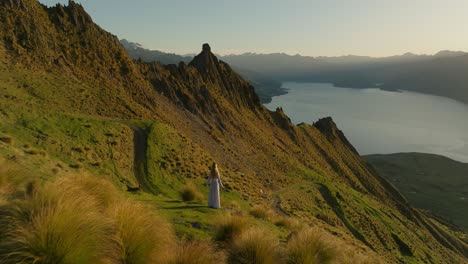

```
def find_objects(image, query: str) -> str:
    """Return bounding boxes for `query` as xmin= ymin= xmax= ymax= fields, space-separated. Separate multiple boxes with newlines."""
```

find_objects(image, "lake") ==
xmin=264 ymin=82 xmax=468 ymax=163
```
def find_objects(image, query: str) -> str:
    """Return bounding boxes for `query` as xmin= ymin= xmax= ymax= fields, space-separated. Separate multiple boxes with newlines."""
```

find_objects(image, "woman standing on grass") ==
xmin=207 ymin=162 xmax=224 ymax=208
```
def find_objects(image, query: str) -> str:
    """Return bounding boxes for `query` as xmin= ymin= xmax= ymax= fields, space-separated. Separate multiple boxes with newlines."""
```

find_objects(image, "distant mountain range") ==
xmin=121 ymin=39 xmax=468 ymax=104
xmin=222 ymin=50 xmax=468 ymax=104
xmin=121 ymin=39 xmax=192 ymax=65
xmin=120 ymin=39 xmax=285 ymax=103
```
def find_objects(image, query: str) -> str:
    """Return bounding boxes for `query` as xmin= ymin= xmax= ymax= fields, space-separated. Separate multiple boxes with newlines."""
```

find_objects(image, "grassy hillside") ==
xmin=0 ymin=1 xmax=467 ymax=263
xmin=364 ymin=153 xmax=468 ymax=231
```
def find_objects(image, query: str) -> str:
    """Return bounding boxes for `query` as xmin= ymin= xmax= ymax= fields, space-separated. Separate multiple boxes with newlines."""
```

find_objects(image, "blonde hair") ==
xmin=210 ymin=162 xmax=219 ymax=179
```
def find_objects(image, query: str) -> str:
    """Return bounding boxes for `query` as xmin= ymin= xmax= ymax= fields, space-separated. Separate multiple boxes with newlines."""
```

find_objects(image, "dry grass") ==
xmin=0 ymin=180 xmax=114 ymax=264
xmin=286 ymin=227 xmax=385 ymax=264
xmin=273 ymin=216 xmax=302 ymax=230
xmin=336 ymin=250 xmax=385 ymax=264
xmin=181 ymin=183 xmax=202 ymax=202
xmin=0 ymin=161 xmax=382 ymax=264
xmin=249 ymin=205 xmax=272 ymax=220
xmin=227 ymin=228 xmax=281 ymax=264
xmin=53 ymin=173 xmax=122 ymax=209
xmin=0 ymin=163 xmax=176 ymax=264
xmin=0 ymin=160 xmax=32 ymax=198
xmin=110 ymin=200 xmax=176 ymax=264
xmin=170 ymin=240 xmax=225 ymax=264
xmin=224 ymin=200 xmax=241 ymax=212
xmin=333 ymin=243 xmax=386 ymax=264
xmin=213 ymin=214 xmax=249 ymax=243
xmin=286 ymin=227 xmax=338 ymax=264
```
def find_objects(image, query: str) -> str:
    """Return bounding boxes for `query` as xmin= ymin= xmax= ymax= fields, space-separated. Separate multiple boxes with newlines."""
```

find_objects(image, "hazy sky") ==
xmin=38 ymin=0 xmax=468 ymax=57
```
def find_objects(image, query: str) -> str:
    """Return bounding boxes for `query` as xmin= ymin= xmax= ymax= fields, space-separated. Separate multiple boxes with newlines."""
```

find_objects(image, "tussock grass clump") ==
xmin=286 ymin=227 xmax=338 ymax=264
xmin=0 ymin=161 xmax=32 ymax=198
xmin=181 ymin=183 xmax=202 ymax=202
xmin=0 ymin=166 xmax=176 ymax=264
xmin=170 ymin=240 xmax=225 ymax=264
xmin=53 ymin=173 xmax=122 ymax=209
xmin=0 ymin=181 xmax=114 ymax=264
xmin=274 ymin=216 xmax=301 ymax=230
xmin=214 ymin=215 xmax=248 ymax=243
xmin=227 ymin=228 xmax=281 ymax=264
xmin=225 ymin=200 xmax=241 ymax=211
xmin=110 ymin=200 xmax=176 ymax=264
xmin=249 ymin=205 xmax=271 ymax=220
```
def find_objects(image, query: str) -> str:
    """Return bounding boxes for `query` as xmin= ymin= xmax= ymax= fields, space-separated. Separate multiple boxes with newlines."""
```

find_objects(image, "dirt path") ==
xmin=128 ymin=125 xmax=150 ymax=192
xmin=272 ymin=194 xmax=289 ymax=216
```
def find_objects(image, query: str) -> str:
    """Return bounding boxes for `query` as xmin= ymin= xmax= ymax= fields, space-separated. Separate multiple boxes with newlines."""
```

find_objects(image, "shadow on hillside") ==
xmin=162 ymin=205 xmax=207 ymax=210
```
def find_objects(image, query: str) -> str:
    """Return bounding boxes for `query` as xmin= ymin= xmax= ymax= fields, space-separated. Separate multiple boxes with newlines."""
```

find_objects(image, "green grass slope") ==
xmin=364 ymin=152 xmax=468 ymax=231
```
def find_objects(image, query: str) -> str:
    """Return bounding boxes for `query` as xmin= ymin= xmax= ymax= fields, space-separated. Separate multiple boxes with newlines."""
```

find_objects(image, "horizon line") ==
xmin=122 ymin=39 xmax=467 ymax=59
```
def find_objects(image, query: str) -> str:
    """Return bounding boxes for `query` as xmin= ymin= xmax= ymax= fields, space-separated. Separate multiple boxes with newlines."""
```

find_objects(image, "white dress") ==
xmin=207 ymin=174 xmax=223 ymax=208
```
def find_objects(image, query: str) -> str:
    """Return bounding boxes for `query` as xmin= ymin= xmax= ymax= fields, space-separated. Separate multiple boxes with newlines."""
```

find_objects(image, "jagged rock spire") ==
xmin=202 ymin=43 xmax=211 ymax=52
xmin=188 ymin=43 xmax=222 ymax=83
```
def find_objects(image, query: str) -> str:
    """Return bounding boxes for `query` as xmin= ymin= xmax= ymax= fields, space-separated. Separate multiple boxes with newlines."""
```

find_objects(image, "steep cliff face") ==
xmin=0 ymin=1 xmax=466 ymax=262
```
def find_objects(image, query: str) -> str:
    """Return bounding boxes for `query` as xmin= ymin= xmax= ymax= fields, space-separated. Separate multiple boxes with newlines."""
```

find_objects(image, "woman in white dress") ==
xmin=207 ymin=162 xmax=224 ymax=208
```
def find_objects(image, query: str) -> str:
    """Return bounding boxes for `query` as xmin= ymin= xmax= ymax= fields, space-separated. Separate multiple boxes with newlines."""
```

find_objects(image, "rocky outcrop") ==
xmin=188 ymin=43 xmax=261 ymax=109
xmin=314 ymin=117 xmax=358 ymax=155
xmin=139 ymin=43 xmax=262 ymax=123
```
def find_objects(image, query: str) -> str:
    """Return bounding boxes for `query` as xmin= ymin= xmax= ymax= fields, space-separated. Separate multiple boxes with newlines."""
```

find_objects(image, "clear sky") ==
xmin=38 ymin=0 xmax=468 ymax=57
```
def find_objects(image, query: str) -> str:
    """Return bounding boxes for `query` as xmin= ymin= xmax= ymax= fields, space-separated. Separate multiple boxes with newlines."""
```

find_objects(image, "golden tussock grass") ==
xmin=333 ymin=241 xmax=386 ymax=264
xmin=0 ymin=160 xmax=382 ymax=264
xmin=180 ymin=182 xmax=203 ymax=202
xmin=213 ymin=214 xmax=249 ymax=243
xmin=224 ymin=200 xmax=241 ymax=212
xmin=273 ymin=216 xmax=302 ymax=230
xmin=0 ymin=160 xmax=34 ymax=198
xmin=286 ymin=227 xmax=384 ymax=264
xmin=170 ymin=240 xmax=225 ymax=264
xmin=286 ymin=227 xmax=337 ymax=264
xmin=227 ymin=228 xmax=281 ymax=264
xmin=0 ymin=163 xmax=176 ymax=264
xmin=0 ymin=180 xmax=114 ymax=264
xmin=53 ymin=173 xmax=122 ymax=209
xmin=110 ymin=200 xmax=176 ymax=264
xmin=249 ymin=205 xmax=272 ymax=220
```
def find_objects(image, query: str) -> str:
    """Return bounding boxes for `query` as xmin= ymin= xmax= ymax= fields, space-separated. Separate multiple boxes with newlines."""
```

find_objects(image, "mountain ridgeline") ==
xmin=222 ymin=51 xmax=468 ymax=104
xmin=120 ymin=39 xmax=286 ymax=103
xmin=121 ymin=38 xmax=192 ymax=65
xmin=0 ymin=1 xmax=467 ymax=263
xmin=120 ymin=39 xmax=468 ymax=105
